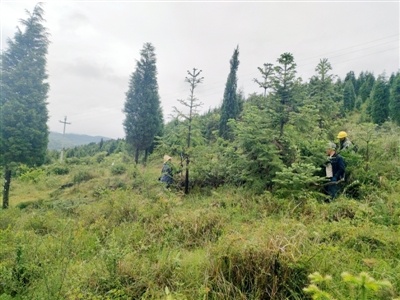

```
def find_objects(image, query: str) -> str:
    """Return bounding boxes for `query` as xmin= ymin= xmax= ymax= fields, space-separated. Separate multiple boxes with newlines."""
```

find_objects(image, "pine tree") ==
xmin=308 ymin=58 xmax=338 ymax=129
xmin=0 ymin=4 xmax=50 ymax=208
xmin=123 ymin=43 xmax=163 ymax=164
xmin=254 ymin=63 xmax=274 ymax=97
xmin=272 ymin=52 xmax=297 ymax=137
xmin=389 ymin=73 xmax=400 ymax=125
xmin=219 ymin=46 xmax=240 ymax=139
xmin=370 ymin=75 xmax=390 ymax=125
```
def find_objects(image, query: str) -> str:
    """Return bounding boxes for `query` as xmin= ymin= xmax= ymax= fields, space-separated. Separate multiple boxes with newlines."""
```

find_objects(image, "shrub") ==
xmin=73 ymin=169 xmax=95 ymax=184
xmin=272 ymin=162 xmax=326 ymax=201
xmin=17 ymin=167 xmax=45 ymax=183
xmin=110 ymin=164 xmax=126 ymax=175
xmin=48 ymin=164 xmax=70 ymax=175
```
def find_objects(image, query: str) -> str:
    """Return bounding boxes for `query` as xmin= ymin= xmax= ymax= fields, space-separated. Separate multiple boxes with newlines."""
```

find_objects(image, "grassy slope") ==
xmin=1 ymin=152 xmax=399 ymax=299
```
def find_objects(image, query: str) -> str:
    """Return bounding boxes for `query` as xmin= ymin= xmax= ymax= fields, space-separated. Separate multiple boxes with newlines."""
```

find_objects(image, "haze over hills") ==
xmin=48 ymin=132 xmax=112 ymax=150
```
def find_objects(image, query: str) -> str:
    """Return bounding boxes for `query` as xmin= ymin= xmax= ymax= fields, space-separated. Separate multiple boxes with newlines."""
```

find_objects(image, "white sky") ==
xmin=1 ymin=1 xmax=399 ymax=139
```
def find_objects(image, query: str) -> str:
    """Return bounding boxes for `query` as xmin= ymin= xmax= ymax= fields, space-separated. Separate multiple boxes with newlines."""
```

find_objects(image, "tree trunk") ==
xmin=144 ymin=149 xmax=148 ymax=165
xmin=184 ymin=168 xmax=189 ymax=195
xmin=2 ymin=167 xmax=11 ymax=209
xmin=184 ymin=156 xmax=189 ymax=194
xmin=134 ymin=148 xmax=140 ymax=164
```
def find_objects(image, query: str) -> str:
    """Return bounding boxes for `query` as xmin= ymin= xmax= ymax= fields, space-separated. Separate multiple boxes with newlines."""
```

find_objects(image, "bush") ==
xmin=110 ymin=164 xmax=126 ymax=175
xmin=16 ymin=166 xmax=45 ymax=183
xmin=73 ymin=169 xmax=95 ymax=184
xmin=48 ymin=164 xmax=70 ymax=175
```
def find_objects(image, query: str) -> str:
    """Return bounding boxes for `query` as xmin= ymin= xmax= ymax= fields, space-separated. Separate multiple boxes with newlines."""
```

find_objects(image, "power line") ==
xmin=51 ymin=34 xmax=399 ymax=126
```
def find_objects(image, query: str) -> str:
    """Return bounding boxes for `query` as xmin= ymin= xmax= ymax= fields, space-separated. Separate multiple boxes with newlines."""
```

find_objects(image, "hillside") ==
xmin=48 ymin=131 xmax=112 ymax=150
xmin=0 ymin=149 xmax=399 ymax=299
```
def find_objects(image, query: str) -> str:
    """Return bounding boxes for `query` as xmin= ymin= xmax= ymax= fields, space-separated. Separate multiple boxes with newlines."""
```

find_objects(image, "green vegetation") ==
xmin=2 ymin=5 xmax=400 ymax=300
xmin=1 ymin=127 xmax=400 ymax=299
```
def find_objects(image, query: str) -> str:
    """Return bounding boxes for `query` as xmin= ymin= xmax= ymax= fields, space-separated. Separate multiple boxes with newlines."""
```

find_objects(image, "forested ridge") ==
xmin=1 ymin=4 xmax=400 ymax=300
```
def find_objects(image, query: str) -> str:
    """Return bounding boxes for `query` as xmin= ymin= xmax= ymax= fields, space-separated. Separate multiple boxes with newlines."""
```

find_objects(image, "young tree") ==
xmin=272 ymin=52 xmax=297 ymax=137
xmin=389 ymin=73 xmax=400 ymax=125
xmin=254 ymin=63 xmax=274 ymax=97
xmin=174 ymin=68 xmax=204 ymax=194
xmin=123 ymin=43 xmax=163 ymax=164
xmin=0 ymin=4 xmax=50 ymax=208
xmin=307 ymin=58 xmax=338 ymax=129
xmin=219 ymin=46 xmax=240 ymax=140
xmin=370 ymin=75 xmax=389 ymax=125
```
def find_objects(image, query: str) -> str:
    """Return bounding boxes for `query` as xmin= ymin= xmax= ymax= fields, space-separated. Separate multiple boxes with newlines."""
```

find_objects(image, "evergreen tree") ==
xmin=308 ymin=58 xmax=338 ymax=129
xmin=254 ymin=63 xmax=274 ymax=97
xmin=0 ymin=4 xmax=50 ymax=208
xmin=358 ymin=72 xmax=375 ymax=102
xmin=343 ymin=80 xmax=356 ymax=113
xmin=272 ymin=52 xmax=297 ymax=137
xmin=389 ymin=73 xmax=400 ymax=125
xmin=123 ymin=43 xmax=163 ymax=164
xmin=370 ymin=75 xmax=390 ymax=125
xmin=219 ymin=46 xmax=240 ymax=139
xmin=345 ymin=71 xmax=358 ymax=94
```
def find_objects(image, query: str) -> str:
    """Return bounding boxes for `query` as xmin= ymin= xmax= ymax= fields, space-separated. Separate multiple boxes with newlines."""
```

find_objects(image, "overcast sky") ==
xmin=1 ymin=1 xmax=399 ymax=139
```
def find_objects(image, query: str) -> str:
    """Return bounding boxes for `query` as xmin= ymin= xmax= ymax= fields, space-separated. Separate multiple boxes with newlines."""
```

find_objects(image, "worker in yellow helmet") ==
xmin=337 ymin=131 xmax=353 ymax=152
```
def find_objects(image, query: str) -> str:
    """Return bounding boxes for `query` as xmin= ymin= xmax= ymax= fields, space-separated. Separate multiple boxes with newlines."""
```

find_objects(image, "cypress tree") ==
xmin=370 ymin=75 xmax=390 ymax=125
xmin=0 ymin=4 xmax=50 ymax=208
xmin=123 ymin=43 xmax=163 ymax=163
xmin=219 ymin=46 xmax=240 ymax=139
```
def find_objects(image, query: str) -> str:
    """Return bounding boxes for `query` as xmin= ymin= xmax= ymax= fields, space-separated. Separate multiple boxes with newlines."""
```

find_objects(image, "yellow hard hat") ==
xmin=337 ymin=131 xmax=348 ymax=139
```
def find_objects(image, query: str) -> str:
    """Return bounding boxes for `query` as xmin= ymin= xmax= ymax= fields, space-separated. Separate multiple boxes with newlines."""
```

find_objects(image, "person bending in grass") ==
xmin=325 ymin=142 xmax=346 ymax=201
xmin=159 ymin=155 xmax=175 ymax=188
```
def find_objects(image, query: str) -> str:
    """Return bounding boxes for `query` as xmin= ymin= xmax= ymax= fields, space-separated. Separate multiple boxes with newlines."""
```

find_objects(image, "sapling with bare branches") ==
xmin=173 ymin=68 xmax=204 ymax=194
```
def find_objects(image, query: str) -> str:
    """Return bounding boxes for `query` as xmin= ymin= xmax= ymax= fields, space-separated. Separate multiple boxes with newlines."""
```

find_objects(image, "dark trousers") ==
xmin=324 ymin=178 xmax=340 ymax=200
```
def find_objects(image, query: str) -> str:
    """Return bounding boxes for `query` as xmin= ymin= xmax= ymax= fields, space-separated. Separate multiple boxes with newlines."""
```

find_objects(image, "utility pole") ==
xmin=59 ymin=116 xmax=71 ymax=163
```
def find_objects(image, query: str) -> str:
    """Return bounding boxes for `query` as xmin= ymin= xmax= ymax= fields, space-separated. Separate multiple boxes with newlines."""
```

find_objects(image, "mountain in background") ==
xmin=48 ymin=132 xmax=112 ymax=150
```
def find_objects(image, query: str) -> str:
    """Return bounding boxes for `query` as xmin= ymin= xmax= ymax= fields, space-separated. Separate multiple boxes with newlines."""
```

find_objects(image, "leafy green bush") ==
xmin=94 ymin=151 xmax=108 ymax=163
xmin=47 ymin=164 xmax=70 ymax=175
xmin=16 ymin=166 xmax=45 ymax=183
xmin=73 ymin=169 xmax=95 ymax=184
xmin=110 ymin=163 xmax=126 ymax=175
xmin=273 ymin=162 xmax=326 ymax=200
